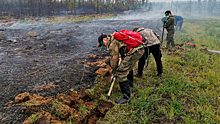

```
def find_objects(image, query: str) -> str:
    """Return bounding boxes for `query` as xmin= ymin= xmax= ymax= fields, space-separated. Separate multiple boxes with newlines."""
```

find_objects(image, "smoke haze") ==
xmin=150 ymin=0 xmax=197 ymax=2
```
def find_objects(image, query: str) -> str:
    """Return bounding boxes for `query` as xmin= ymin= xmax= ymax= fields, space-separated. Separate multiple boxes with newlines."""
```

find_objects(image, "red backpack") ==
xmin=113 ymin=29 xmax=143 ymax=50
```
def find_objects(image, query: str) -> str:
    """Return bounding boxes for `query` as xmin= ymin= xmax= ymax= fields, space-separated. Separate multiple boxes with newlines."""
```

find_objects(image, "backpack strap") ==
xmin=137 ymin=28 xmax=145 ymax=32
xmin=107 ymin=35 xmax=114 ymax=50
xmin=145 ymin=46 xmax=150 ymax=68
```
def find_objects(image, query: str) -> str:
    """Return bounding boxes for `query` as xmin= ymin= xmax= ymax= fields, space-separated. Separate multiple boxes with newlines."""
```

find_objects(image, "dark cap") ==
xmin=133 ymin=27 xmax=140 ymax=31
xmin=165 ymin=10 xmax=171 ymax=14
xmin=98 ymin=34 xmax=107 ymax=47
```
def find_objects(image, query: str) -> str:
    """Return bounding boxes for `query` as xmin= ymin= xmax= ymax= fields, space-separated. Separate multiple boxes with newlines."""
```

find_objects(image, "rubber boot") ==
xmin=135 ymin=70 xmax=143 ymax=78
xmin=156 ymin=61 xmax=163 ymax=76
xmin=115 ymin=81 xmax=131 ymax=104
xmin=127 ymin=70 xmax=133 ymax=87
xmin=135 ymin=52 xmax=146 ymax=78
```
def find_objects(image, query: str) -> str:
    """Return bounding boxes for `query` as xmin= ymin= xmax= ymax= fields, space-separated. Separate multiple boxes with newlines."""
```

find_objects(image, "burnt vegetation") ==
xmin=0 ymin=0 xmax=220 ymax=124
xmin=0 ymin=0 xmax=149 ymax=18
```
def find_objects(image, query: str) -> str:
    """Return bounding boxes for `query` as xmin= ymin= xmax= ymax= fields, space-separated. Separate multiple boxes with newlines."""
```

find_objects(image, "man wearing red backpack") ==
xmin=133 ymin=27 xmax=163 ymax=77
xmin=98 ymin=33 xmax=144 ymax=104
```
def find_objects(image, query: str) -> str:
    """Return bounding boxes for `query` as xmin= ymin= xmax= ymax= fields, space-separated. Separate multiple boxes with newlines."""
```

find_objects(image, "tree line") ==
xmin=0 ymin=0 xmax=149 ymax=18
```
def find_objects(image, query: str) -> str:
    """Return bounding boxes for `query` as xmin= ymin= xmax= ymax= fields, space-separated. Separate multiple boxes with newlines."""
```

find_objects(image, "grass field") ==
xmin=17 ymin=14 xmax=114 ymax=25
xmin=95 ymin=19 xmax=220 ymax=123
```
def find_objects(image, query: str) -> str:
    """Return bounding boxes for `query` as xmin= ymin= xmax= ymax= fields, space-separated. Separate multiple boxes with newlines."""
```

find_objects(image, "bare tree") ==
xmin=171 ymin=0 xmax=178 ymax=13
xmin=189 ymin=0 xmax=192 ymax=14
xmin=198 ymin=0 xmax=201 ymax=14
xmin=96 ymin=0 xmax=99 ymax=14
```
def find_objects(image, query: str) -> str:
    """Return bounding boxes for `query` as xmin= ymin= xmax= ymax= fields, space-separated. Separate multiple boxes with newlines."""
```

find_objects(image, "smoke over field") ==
xmin=0 ymin=10 xmax=163 ymax=123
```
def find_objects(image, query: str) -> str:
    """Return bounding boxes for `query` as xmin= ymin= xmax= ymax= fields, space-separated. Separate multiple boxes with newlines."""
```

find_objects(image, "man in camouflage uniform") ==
xmin=98 ymin=33 xmax=144 ymax=104
xmin=163 ymin=10 xmax=175 ymax=47
xmin=133 ymin=27 xmax=163 ymax=77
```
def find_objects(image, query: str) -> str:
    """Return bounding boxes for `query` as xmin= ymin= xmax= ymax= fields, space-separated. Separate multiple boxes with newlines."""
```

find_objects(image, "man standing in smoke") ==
xmin=163 ymin=10 xmax=175 ymax=48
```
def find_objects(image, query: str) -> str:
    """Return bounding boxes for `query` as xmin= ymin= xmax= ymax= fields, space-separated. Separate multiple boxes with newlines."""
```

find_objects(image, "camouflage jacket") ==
xmin=107 ymin=34 xmax=143 ymax=71
xmin=163 ymin=15 xmax=175 ymax=31
xmin=137 ymin=28 xmax=161 ymax=47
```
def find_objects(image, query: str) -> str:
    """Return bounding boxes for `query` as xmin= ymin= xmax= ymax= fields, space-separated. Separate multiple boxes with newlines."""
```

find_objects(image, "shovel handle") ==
xmin=107 ymin=77 xmax=116 ymax=100
xmin=106 ymin=58 xmax=122 ymax=100
xmin=161 ymin=27 xmax=164 ymax=46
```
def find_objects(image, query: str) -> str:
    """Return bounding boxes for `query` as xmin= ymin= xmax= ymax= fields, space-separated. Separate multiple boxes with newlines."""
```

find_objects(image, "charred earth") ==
xmin=0 ymin=11 xmax=163 ymax=123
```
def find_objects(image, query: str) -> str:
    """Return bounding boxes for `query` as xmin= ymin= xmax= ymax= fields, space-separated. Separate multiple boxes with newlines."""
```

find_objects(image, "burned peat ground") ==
xmin=0 ymin=13 xmax=162 ymax=123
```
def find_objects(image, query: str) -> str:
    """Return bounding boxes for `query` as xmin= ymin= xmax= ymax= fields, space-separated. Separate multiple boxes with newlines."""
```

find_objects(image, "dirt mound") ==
xmin=15 ymin=92 xmax=31 ymax=103
xmin=95 ymin=66 xmax=112 ymax=76
xmin=3 ymin=56 xmax=114 ymax=124
xmin=38 ymin=84 xmax=56 ymax=91
xmin=85 ymin=56 xmax=112 ymax=76
xmin=23 ymin=111 xmax=51 ymax=124
xmin=9 ymin=86 xmax=114 ymax=124
xmin=161 ymin=44 xmax=186 ymax=55
xmin=86 ymin=56 xmax=109 ymax=67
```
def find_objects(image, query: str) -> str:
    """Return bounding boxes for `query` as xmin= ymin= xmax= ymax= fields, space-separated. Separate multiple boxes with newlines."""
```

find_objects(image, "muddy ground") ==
xmin=0 ymin=11 xmax=163 ymax=123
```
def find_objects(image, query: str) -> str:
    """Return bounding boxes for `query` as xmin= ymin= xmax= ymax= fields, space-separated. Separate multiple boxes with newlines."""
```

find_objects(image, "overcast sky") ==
xmin=149 ymin=0 xmax=197 ymax=2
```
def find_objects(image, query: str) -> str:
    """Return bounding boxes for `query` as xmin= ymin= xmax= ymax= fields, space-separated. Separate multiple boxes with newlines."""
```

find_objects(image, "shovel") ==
xmin=106 ymin=58 xmax=122 ymax=100
xmin=161 ymin=27 xmax=164 ymax=47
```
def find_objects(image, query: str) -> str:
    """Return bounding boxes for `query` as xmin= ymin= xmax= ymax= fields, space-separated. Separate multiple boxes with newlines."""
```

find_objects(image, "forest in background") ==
xmin=0 ymin=0 xmax=149 ymax=18
xmin=1 ymin=0 xmax=219 ymax=19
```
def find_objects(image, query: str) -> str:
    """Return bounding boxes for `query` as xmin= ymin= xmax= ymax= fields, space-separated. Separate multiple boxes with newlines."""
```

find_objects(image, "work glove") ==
xmin=163 ymin=24 xmax=166 ymax=28
xmin=105 ymin=57 xmax=110 ymax=66
xmin=163 ymin=20 xmax=167 ymax=25
xmin=111 ymin=68 xmax=116 ymax=74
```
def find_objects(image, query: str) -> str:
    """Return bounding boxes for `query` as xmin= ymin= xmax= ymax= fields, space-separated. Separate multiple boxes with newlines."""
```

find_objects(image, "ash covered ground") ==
xmin=0 ymin=11 xmax=163 ymax=123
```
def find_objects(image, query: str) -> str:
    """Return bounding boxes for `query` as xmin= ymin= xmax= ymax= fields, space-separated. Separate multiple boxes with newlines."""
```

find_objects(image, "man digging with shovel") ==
xmin=98 ymin=32 xmax=144 ymax=104
xmin=133 ymin=27 xmax=163 ymax=77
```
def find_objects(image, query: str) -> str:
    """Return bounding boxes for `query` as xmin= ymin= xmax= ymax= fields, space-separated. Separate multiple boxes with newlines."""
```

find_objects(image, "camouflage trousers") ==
xmin=115 ymin=48 xmax=144 ymax=82
xmin=166 ymin=30 xmax=175 ymax=47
